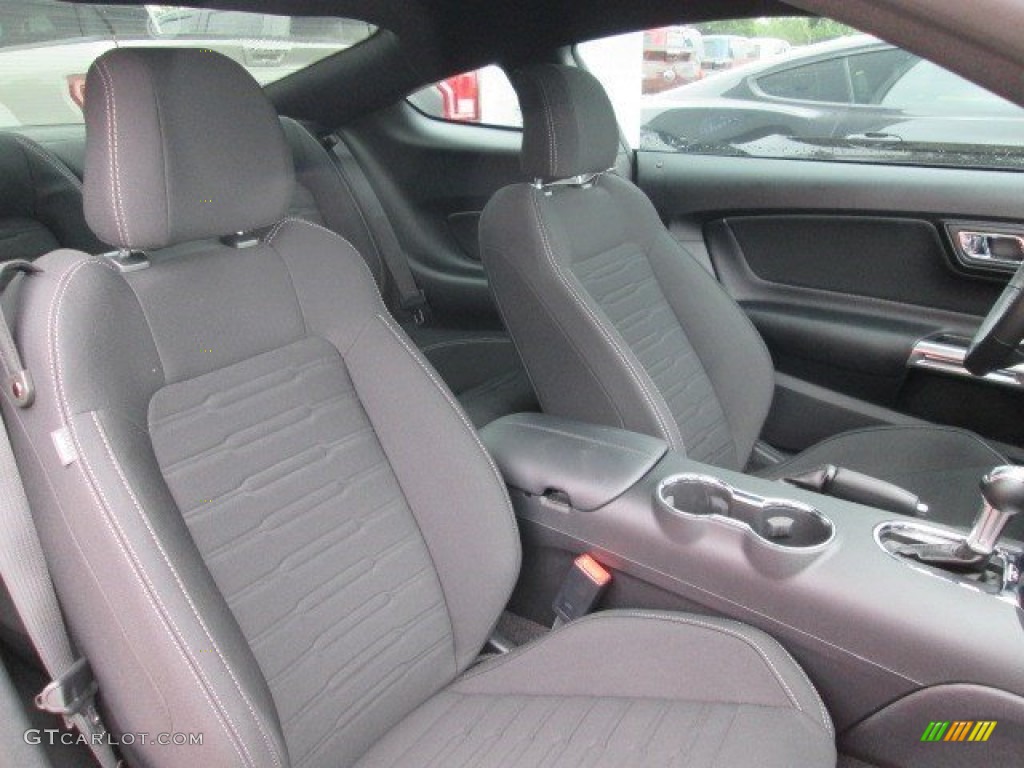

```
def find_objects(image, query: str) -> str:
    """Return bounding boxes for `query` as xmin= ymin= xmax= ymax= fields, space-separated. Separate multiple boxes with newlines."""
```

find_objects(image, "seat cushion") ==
xmin=357 ymin=611 xmax=836 ymax=767
xmin=761 ymin=425 xmax=1014 ymax=538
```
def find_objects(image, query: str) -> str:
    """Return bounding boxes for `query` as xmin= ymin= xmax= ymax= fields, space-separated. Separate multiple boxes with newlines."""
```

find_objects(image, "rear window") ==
xmin=0 ymin=1 xmax=376 ymax=127
xmin=408 ymin=66 xmax=522 ymax=129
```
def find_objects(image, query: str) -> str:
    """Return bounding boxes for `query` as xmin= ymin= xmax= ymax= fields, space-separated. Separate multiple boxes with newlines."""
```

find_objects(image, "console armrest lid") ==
xmin=480 ymin=413 xmax=668 ymax=511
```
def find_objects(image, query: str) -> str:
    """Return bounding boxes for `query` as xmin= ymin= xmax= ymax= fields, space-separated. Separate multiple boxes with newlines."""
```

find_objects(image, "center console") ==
xmin=481 ymin=413 xmax=1024 ymax=766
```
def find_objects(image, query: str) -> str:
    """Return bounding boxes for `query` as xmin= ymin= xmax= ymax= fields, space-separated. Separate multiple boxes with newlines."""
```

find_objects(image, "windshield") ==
xmin=0 ymin=2 xmax=376 ymax=127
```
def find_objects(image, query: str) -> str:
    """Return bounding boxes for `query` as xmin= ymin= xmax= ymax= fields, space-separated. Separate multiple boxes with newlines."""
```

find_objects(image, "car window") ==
xmin=408 ymin=65 xmax=522 ymax=129
xmin=0 ymin=1 xmax=376 ymax=127
xmin=881 ymin=59 xmax=1022 ymax=116
xmin=577 ymin=16 xmax=1024 ymax=172
xmin=756 ymin=57 xmax=850 ymax=103
xmin=845 ymin=48 xmax=915 ymax=104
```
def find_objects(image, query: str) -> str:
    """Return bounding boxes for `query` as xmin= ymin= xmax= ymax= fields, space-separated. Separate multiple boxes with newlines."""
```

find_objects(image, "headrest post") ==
xmin=104 ymin=249 xmax=150 ymax=273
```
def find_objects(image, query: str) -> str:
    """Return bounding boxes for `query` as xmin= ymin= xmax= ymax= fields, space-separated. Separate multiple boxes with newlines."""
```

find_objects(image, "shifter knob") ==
xmin=965 ymin=466 xmax=1024 ymax=557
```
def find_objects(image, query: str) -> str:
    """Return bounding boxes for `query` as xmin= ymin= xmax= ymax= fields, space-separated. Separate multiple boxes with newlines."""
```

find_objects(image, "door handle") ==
xmin=958 ymin=231 xmax=1023 ymax=266
xmin=946 ymin=223 xmax=1024 ymax=273
xmin=848 ymin=131 xmax=902 ymax=142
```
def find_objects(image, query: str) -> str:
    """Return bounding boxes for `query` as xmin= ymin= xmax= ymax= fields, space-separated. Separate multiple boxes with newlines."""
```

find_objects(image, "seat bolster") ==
xmin=481 ymin=184 xmax=681 ymax=448
xmin=4 ymin=250 xmax=289 ymax=768
xmin=357 ymin=611 xmax=835 ymax=767
xmin=614 ymin=177 xmax=774 ymax=468
xmin=346 ymin=315 xmax=521 ymax=671
xmin=453 ymin=611 xmax=832 ymax=730
xmin=267 ymin=218 xmax=521 ymax=671
xmin=279 ymin=118 xmax=387 ymax=289
xmin=15 ymin=135 xmax=106 ymax=254
xmin=0 ymin=133 xmax=105 ymax=259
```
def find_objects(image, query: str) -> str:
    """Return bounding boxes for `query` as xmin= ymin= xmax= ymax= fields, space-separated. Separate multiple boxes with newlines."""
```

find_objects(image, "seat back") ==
xmin=480 ymin=64 xmax=775 ymax=470
xmin=0 ymin=132 xmax=105 ymax=261
xmin=3 ymin=48 xmax=518 ymax=768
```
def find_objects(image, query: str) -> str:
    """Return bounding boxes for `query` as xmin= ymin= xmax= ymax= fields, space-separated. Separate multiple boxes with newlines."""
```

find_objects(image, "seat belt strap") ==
xmin=0 ymin=260 xmax=40 ymax=408
xmin=323 ymin=133 xmax=431 ymax=325
xmin=0 ymin=265 xmax=119 ymax=768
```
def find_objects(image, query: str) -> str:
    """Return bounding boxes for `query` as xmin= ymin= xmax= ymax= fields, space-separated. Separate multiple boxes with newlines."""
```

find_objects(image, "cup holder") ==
xmin=656 ymin=473 xmax=835 ymax=552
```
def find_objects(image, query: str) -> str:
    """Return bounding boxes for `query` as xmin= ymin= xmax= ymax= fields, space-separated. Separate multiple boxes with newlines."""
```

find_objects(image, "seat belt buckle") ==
xmin=400 ymin=289 xmax=431 ymax=326
xmin=552 ymin=554 xmax=611 ymax=627
xmin=35 ymin=658 xmax=99 ymax=721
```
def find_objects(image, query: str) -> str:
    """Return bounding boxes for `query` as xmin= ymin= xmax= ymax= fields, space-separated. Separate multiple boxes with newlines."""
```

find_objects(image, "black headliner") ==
xmin=69 ymin=0 xmax=1024 ymax=130
xmin=76 ymin=0 xmax=805 ymax=124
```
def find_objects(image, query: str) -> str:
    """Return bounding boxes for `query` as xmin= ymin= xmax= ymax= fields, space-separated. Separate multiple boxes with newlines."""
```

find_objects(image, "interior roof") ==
xmin=71 ymin=0 xmax=1024 ymax=130
xmin=72 ymin=0 xmax=808 ymax=124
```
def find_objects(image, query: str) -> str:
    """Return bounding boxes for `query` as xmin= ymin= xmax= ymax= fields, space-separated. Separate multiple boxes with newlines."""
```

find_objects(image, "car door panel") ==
xmin=638 ymin=152 xmax=1024 ymax=454
xmin=445 ymin=211 xmax=484 ymax=260
xmin=715 ymin=215 xmax=1001 ymax=314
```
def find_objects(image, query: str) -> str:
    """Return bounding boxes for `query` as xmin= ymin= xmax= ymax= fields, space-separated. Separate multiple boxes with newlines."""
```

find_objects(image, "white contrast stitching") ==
xmin=459 ymin=609 xmax=832 ymax=734
xmin=47 ymin=259 xmax=253 ymax=767
xmin=266 ymin=216 xmax=524 ymax=646
xmin=377 ymin=314 xmax=520 ymax=546
xmin=95 ymin=60 xmax=128 ymax=247
xmin=91 ymin=415 xmax=285 ymax=768
xmin=532 ymin=67 xmax=557 ymax=175
xmin=773 ymin=637 xmax=833 ymax=736
xmin=528 ymin=190 xmax=685 ymax=451
xmin=14 ymin=136 xmax=83 ymax=190
xmin=268 ymin=216 xmax=522 ymax=616
xmin=264 ymin=217 xmax=387 ymax=309
xmin=82 ymin=420 xmax=259 ymax=767
xmin=265 ymin=216 xmax=340 ymax=247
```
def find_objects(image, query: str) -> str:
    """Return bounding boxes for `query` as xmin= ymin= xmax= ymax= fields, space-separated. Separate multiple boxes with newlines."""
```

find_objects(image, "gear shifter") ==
xmin=888 ymin=465 xmax=1024 ymax=573
xmin=963 ymin=465 xmax=1024 ymax=558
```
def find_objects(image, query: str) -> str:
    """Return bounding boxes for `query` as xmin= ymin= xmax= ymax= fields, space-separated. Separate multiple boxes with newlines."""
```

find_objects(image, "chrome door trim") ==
xmin=908 ymin=335 xmax=1024 ymax=390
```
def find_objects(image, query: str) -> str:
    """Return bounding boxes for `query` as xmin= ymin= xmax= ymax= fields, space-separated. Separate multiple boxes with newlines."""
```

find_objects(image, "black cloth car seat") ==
xmin=480 ymin=63 xmax=1010 ymax=534
xmin=0 ymin=132 xmax=105 ymax=261
xmin=2 ymin=49 xmax=835 ymax=768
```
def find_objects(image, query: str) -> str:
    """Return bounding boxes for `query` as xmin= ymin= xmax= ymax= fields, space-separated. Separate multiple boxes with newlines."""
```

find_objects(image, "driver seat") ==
xmin=480 ymin=63 xmax=1012 ymax=535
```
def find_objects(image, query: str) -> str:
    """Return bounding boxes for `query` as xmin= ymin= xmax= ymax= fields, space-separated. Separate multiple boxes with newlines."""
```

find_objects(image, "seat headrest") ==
xmin=510 ymin=64 xmax=619 ymax=182
xmin=83 ymin=48 xmax=294 ymax=250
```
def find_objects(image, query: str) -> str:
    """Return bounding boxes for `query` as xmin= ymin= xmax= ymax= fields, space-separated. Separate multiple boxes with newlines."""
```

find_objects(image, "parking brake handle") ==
xmin=784 ymin=464 xmax=929 ymax=518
